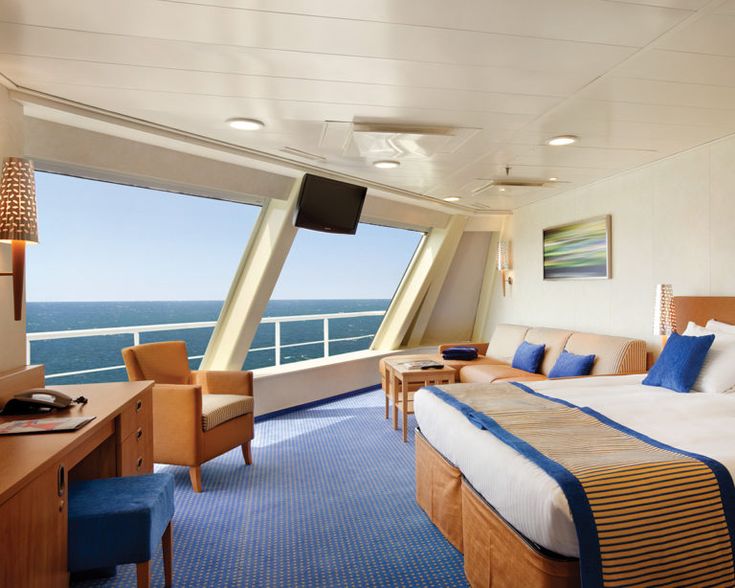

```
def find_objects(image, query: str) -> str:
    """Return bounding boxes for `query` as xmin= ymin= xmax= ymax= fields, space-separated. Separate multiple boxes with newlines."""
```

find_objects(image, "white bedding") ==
xmin=413 ymin=375 xmax=735 ymax=557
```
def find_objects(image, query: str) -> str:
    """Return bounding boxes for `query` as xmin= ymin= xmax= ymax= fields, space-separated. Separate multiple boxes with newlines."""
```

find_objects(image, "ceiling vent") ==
xmin=467 ymin=201 xmax=497 ymax=210
xmin=487 ymin=177 xmax=549 ymax=188
xmin=320 ymin=121 xmax=478 ymax=159
xmin=469 ymin=174 xmax=563 ymax=195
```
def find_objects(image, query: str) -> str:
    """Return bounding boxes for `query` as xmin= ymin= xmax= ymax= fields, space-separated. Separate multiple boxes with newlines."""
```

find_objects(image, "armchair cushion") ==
xmin=190 ymin=370 xmax=253 ymax=396
xmin=127 ymin=341 xmax=191 ymax=384
xmin=201 ymin=394 xmax=253 ymax=432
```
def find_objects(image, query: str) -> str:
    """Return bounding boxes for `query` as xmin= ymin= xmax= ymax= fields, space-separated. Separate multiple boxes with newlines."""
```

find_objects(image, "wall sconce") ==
xmin=653 ymin=283 xmax=676 ymax=348
xmin=0 ymin=157 xmax=38 ymax=321
xmin=497 ymin=240 xmax=513 ymax=297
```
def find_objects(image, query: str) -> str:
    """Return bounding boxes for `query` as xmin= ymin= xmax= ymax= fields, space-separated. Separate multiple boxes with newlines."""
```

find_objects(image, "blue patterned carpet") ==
xmin=73 ymin=388 xmax=468 ymax=587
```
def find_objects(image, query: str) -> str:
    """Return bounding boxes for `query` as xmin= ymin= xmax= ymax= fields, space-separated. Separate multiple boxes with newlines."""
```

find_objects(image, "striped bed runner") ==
xmin=426 ymin=382 xmax=735 ymax=587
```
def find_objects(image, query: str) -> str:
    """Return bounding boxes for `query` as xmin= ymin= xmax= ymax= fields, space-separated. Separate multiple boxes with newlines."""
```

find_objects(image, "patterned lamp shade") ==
xmin=654 ymin=283 xmax=676 ymax=336
xmin=0 ymin=157 xmax=38 ymax=243
xmin=497 ymin=240 xmax=510 ymax=271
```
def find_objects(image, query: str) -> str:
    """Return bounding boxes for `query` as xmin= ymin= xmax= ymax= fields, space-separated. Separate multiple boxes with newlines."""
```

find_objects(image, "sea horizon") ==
xmin=27 ymin=299 xmax=390 ymax=384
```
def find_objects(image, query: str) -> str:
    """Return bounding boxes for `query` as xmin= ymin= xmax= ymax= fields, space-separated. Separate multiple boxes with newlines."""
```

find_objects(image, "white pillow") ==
xmin=683 ymin=322 xmax=735 ymax=394
xmin=706 ymin=319 xmax=735 ymax=336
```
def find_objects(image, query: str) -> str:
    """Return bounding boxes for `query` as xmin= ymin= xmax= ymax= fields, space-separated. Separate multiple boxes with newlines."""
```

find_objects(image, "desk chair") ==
xmin=68 ymin=473 xmax=174 ymax=588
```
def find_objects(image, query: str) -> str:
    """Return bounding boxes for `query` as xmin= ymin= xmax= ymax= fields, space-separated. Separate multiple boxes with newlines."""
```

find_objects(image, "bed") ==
xmin=414 ymin=296 xmax=735 ymax=587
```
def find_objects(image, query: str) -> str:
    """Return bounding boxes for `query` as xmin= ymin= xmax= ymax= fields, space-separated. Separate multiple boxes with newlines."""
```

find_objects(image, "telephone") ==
xmin=0 ymin=389 xmax=88 ymax=415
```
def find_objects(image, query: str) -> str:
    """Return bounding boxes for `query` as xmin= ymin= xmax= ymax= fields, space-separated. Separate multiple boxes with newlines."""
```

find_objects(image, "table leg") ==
xmin=392 ymin=374 xmax=399 ymax=430
xmin=384 ymin=367 xmax=389 ymax=419
xmin=402 ymin=379 xmax=408 ymax=443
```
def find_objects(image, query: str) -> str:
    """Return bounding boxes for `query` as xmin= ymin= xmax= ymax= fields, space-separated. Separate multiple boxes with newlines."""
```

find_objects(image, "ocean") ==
xmin=27 ymin=299 xmax=390 ymax=385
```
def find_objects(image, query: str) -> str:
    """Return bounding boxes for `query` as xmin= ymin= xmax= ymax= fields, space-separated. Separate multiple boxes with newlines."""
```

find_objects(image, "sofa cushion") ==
xmin=548 ymin=350 xmax=596 ymax=379
xmin=202 ymin=394 xmax=253 ymax=431
xmin=512 ymin=341 xmax=546 ymax=373
xmin=460 ymin=364 xmax=547 ymax=384
xmin=487 ymin=324 xmax=530 ymax=364
xmin=438 ymin=342 xmax=489 ymax=356
xmin=442 ymin=346 xmax=479 ymax=361
xmin=524 ymin=327 xmax=574 ymax=376
xmin=565 ymin=332 xmax=647 ymax=375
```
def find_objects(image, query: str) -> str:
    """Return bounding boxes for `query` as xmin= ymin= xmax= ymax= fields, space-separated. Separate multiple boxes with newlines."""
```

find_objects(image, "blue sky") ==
xmin=27 ymin=172 xmax=422 ymax=301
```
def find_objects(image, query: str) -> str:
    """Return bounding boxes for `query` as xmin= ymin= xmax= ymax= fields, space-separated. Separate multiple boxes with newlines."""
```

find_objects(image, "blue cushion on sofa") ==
xmin=549 ymin=350 xmax=596 ymax=379
xmin=512 ymin=341 xmax=546 ymax=374
xmin=642 ymin=332 xmax=715 ymax=393
xmin=68 ymin=473 xmax=175 ymax=572
xmin=442 ymin=346 xmax=478 ymax=361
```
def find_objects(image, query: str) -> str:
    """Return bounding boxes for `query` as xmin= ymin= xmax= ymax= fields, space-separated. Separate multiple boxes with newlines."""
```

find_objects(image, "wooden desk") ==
xmin=0 ymin=366 xmax=153 ymax=587
xmin=383 ymin=358 xmax=456 ymax=442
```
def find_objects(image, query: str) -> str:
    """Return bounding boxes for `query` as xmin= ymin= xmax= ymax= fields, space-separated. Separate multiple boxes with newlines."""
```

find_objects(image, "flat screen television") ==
xmin=294 ymin=174 xmax=367 ymax=235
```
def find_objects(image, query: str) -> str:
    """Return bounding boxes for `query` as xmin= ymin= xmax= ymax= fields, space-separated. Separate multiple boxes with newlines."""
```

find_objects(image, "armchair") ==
xmin=121 ymin=341 xmax=254 ymax=492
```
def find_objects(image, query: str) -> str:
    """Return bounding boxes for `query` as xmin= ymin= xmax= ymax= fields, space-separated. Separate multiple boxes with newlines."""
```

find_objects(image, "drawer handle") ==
xmin=136 ymin=457 xmax=144 ymax=471
xmin=57 ymin=464 xmax=65 ymax=497
xmin=135 ymin=399 xmax=143 ymax=412
xmin=136 ymin=428 xmax=143 ymax=440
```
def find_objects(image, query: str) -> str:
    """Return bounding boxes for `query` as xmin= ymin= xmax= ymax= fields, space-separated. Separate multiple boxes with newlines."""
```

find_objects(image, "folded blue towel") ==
xmin=442 ymin=346 xmax=478 ymax=361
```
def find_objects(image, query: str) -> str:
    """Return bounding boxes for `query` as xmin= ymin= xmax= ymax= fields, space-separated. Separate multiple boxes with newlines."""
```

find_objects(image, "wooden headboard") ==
xmin=673 ymin=296 xmax=735 ymax=332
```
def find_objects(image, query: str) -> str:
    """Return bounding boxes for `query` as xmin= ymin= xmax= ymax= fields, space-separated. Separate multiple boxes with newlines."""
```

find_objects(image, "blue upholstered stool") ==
xmin=68 ymin=473 xmax=175 ymax=588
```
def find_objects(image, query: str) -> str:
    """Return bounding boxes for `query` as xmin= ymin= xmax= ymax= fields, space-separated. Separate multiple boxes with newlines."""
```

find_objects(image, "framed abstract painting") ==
xmin=543 ymin=215 xmax=611 ymax=280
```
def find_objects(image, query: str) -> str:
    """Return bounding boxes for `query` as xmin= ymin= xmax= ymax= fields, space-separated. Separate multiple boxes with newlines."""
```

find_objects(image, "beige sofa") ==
xmin=380 ymin=324 xmax=647 ymax=388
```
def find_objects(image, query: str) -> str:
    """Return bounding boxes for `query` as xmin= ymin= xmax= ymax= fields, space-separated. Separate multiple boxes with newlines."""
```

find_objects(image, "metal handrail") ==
xmin=26 ymin=310 xmax=386 ymax=380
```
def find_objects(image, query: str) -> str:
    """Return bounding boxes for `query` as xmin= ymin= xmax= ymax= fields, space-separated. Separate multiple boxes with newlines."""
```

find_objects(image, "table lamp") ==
xmin=0 ymin=157 xmax=38 ymax=321
xmin=653 ymin=283 xmax=675 ymax=348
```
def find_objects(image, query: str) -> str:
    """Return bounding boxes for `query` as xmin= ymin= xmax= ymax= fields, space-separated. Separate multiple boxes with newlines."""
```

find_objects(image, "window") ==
xmin=246 ymin=223 xmax=423 ymax=369
xmin=27 ymin=172 xmax=260 ymax=384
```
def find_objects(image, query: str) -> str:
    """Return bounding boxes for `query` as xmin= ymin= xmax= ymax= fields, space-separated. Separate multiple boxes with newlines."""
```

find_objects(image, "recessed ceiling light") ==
xmin=373 ymin=160 xmax=400 ymax=169
xmin=549 ymin=177 xmax=559 ymax=182
xmin=545 ymin=135 xmax=578 ymax=146
xmin=227 ymin=117 xmax=265 ymax=131
xmin=443 ymin=197 xmax=460 ymax=202
xmin=499 ymin=187 xmax=506 ymax=192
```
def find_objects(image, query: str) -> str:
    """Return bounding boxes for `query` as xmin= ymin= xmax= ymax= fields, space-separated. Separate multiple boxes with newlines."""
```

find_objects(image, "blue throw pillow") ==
xmin=512 ymin=341 xmax=546 ymax=373
xmin=548 ymin=350 xmax=596 ymax=379
xmin=442 ymin=346 xmax=478 ymax=361
xmin=642 ymin=332 xmax=715 ymax=393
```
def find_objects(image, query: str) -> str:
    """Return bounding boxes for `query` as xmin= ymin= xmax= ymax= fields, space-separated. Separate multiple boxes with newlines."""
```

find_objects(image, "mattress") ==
xmin=413 ymin=375 xmax=735 ymax=557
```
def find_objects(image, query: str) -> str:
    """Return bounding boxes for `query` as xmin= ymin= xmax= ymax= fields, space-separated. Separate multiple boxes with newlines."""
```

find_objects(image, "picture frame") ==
xmin=543 ymin=215 xmax=611 ymax=280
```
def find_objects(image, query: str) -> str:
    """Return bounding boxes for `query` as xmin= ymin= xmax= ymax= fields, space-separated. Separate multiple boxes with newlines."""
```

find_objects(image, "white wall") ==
xmin=423 ymin=231 xmax=491 ymax=344
xmin=484 ymin=132 xmax=735 ymax=350
xmin=0 ymin=87 xmax=27 ymax=372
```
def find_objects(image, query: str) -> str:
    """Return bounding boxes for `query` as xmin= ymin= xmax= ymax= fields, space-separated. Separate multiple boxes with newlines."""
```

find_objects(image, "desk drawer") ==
xmin=119 ymin=390 xmax=151 ymax=442
xmin=120 ymin=427 xmax=153 ymax=476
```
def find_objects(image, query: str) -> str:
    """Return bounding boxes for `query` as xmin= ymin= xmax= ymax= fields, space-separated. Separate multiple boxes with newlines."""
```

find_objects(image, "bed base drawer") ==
xmin=415 ymin=430 xmax=580 ymax=588
xmin=461 ymin=482 xmax=579 ymax=588
xmin=415 ymin=429 xmax=463 ymax=552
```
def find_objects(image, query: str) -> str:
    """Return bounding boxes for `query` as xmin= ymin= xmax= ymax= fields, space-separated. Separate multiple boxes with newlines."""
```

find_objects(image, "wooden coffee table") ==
xmin=383 ymin=358 xmax=456 ymax=442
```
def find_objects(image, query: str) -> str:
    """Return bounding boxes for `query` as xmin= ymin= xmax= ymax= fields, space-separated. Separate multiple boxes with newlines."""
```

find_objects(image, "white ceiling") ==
xmin=1 ymin=0 xmax=734 ymax=211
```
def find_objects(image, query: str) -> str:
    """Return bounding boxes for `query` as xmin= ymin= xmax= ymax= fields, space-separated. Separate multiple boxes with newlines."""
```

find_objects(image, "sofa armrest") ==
xmin=437 ymin=342 xmax=489 ymax=356
xmin=151 ymin=383 xmax=202 ymax=464
xmin=191 ymin=370 xmax=254 ymax=396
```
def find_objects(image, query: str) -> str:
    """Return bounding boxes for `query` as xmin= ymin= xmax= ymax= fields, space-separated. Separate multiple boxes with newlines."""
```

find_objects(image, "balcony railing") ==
xmin=27 ymin=310 xmax=386 ymax=381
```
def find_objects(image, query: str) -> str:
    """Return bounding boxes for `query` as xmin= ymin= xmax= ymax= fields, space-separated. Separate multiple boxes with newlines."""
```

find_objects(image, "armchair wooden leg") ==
xmin=189 ymin=466 xmax=202 ymax=493
xmin=136 ymin=560 xmax=150 ymax=588
xmin=162 ymin=522 xmax=173 ymax=588
xmin=242 ymin=441 xmax=253 ymax=465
